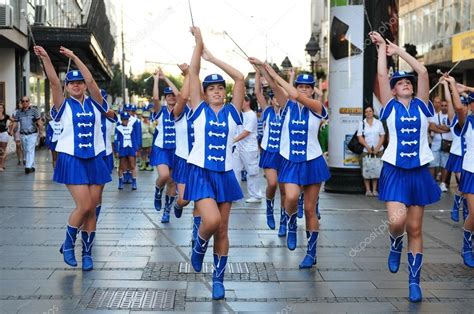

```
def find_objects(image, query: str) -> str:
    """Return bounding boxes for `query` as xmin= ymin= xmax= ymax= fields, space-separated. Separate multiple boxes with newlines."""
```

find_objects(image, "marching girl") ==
xmin=45 ymin=109 xmax=63 ymax=168
xmin=254 ymin=59 xmax=330 ymax=269
xmin=34 ymin=45 xmax=113 ymax=271
xmin=115 ymin=111 xmax=139 ymax=190
xmin=439 ymin=79 xmax=466 ymax=222
xmin=370 ymin=31 xmax=441 ymax=302
xmin=252 ymin=66 xmax=286 ymax=234
xmin=96 ymin=89 xmax=118 ymax=220
xmin=139 ymin=110 xmax=154 ymax=171
xmin=186 ymin=27 xmax=244 ymax=300
xmin=150 ymin=69 xmax=182 ymax=223
xmin=444 ymin=76 xmax=474 ymax=268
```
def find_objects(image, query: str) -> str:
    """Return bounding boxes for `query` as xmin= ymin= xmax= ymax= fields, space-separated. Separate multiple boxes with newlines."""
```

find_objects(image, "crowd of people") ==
xmin=0 ymin=28 xmax=472 ymax=303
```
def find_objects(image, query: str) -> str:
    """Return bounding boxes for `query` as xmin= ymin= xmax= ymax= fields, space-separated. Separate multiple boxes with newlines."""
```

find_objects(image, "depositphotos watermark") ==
xmin=349 ymin=206 xmax=405 ymax=257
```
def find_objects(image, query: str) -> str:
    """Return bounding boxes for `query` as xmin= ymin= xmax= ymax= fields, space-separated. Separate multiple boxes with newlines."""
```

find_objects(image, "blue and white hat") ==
xmin=267 ymin=90 xmax=274 ymax=99
xmin=130 ymin=104 xmax=137 ymax=112
xmin=460 ymin=95 xmax=470 ymax=105
xmin=468 ymin=92 xmax=474 ymax=103
xmin=123 ymin=104 xmax=132 ymax=111
xmin=163 ymin=87 xmax=174 ymax=95
xmin=202 ymin=74 xmax=226 ymax=90
xmin=65 ymin=70 xmax=84 ymax=84
xmin=295 ymin=73 xmax=315 ymax=87
xmin=120 ymin=111 xmax=130 ymax=120
xmin=390 ymin=71 xmax=415 ymax=89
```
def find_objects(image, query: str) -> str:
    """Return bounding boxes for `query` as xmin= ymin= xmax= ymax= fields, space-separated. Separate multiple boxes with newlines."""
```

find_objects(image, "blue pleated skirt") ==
xmin=103 ymin=153 xmax=114 ymax=175
xmin=278 ymin=155 xmax=330 ymax=186
xmin=149 ymin=146 xmax=175 ymax=168
xmin=173 ymin=155 xmax=189 ymax=184
xmin=259 ymin=149 xmax=283 ymax=170
xmin=459 ymin=170 xmax=474 ymax=194
xmin=379 ymin=162 xmax=441 ymax=206
xmin=53 ymin=153 xmax=112 ymax=185
xmin=184 ymin=164 xmax=243 ymax=202
xmin=444 ymin=154 xmax=463 ymax=173
xmin=118 ymin=146 xmax=137 ymax=158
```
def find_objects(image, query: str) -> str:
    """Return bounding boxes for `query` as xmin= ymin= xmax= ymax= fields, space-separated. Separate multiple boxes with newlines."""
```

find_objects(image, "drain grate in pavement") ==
xmin=85 ymin=288 xmax=181 ymax=311
xmin=142 ymin=262 xmax=278 ymax=281
xmin=421 ymin=263 xmax=474 ymax=281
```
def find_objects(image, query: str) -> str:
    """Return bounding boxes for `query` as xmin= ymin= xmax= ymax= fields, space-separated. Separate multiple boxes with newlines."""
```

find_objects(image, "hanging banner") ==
xmin=328 ymin=4 xmax=364 ymax=168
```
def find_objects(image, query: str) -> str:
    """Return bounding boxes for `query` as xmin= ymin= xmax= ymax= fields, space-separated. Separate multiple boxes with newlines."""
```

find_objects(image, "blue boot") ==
xmin=278 ymin=208 xmax=287 ymax=237
xmin=118 ymin=177 xmax=124 ymax=190
xmin=462 ymin=229 xmax=474 ymax=268
xmin=191 ymin=216 xmax=201 ymax=246
xmin=124 ymin=171 xmax=132 ymax=184
xmin=287 ymin=211 xmax=297 ymax=250
xmin=131 ymin=178 xmax=137 ymax=190
xmin=95 ymin=204 xmax=101 ymax=221
xmin=451 ymin=194 xmax=462 ymax=222
xmin=60 ymin=224 xmax=78 ymax=267
xmin=161 ymin=195 xmax=176 ymax=223
xmin=191 ymin=233 xmax=209 ymax=272
xmin=154 ymin=186 xmax=164 ymax=211
xmin=462 ymin=197 xmax=469 ymax=221
xmin=266 ymin=198 xmax=275 ymax=230
xmin=407 ymin=252 xmax=423 ymax=302
xmin=212 ymin=254 xmax=228 ymax=300
xmin=388 ymin=233 xmax=404 ymax=273
xmin=297 ymin=193 xmax=304 ymax=218
xmin=316 ymin=197 xmax=321 ymax=220
xmin=174 ymin=202 xmax=183 ymax=218
xmin=299 ymin=231 xmax=318 ymax=268
xmin=81 ymin=231 xmax=95 ymax=271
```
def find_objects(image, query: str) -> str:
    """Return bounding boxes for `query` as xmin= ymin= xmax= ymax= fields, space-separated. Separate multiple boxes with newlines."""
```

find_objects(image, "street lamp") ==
xmin=281 ymin=56 xmax=293 ymax=69
xmin=305 ymin=34 xmax=320 ymax=76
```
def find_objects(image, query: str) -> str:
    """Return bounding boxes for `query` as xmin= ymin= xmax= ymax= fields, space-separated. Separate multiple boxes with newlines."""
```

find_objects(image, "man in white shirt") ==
xmin=428 ymin=98 xmax=452 ymax=192
xmin=233 ymin=95 xmax=262 ymax=202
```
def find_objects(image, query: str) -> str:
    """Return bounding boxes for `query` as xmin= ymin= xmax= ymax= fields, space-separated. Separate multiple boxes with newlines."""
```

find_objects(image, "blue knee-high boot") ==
xmin=191 ymin=233 xmax=209 ymax=272
xmin=81 ymin=231 xmax=95 ymax=271
xmin=278 ymin=208 xmax=287 ymax=237
xmin=297 ymin=193 xmax=304 ymax=218
xmin=131 ymin=177 xmax=137 ymax=190
xmin=299 ymin=231 xmax=318 ymax=268
xmin=95 ymin=204 xmax=102 ymax=221
xmin=462 ymin=229 xmax=474 ymax=268
xmin=388 ymin=233 xmax=404 ymax=273
xmin=60 ymin=224 xmax=78 ymax=267
xmin=212 ymin=254 xmax=228 ymax=300
xmin=287 ymin=211 xmax=297 ymax=250
xmin=407 ymin=252 xmax=423 ymax=302
xmin=451 ymin=194 xmax=462 ymax=222
xmin=266 ymin=198 xmax=275 ymax=230
xmin=161 ymin=195 xmax=176 ymax=223
xmin=154 ymin=186 xmax=164 ymax=211
xmin=462 ymin=197 xmax=469 ymax=221
xmin=191 ymin=216 xmax=201 ymax=246
xmin=118 ymin=176 xmax=124 ymax=190
xmin=174 ymin=197 xmax=183 ymax=218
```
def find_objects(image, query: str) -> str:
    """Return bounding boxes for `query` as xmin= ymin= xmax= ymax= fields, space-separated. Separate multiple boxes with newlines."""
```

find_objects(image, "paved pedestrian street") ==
xmin=0 ymin=149 xmax=473 ymax=313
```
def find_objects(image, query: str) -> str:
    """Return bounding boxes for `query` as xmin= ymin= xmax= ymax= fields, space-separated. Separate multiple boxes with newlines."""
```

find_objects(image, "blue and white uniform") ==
xmin=101 ymin=114 xmax=118 ymax=174
xmin=129 ymin=115 xmax=142 ymax=149
xmin=149 ymin=106 xmax=176 ymax=167
xmin=458 ymin=115 xmax=474 ymax=194
xmin=184 ymin=101 xmax=244 ymax=202
xmin=45 ymin=109 xmax=63 ymax=151
xmin=445 ymin=115 xmax=466 ymax=173
xmin=278 ymin=100 xmax=330 ymax=185
xmin=259 ymin=106 xmax=283 ymax=170
xmin=52 ymin=96 xmax=112 ymax=185
xmin=173 ymin=105 xmax=194 ymax=184
xmin=115 ymin=122 xmax=138 ymax=158
xmin=378 ymin=97 xmax=441 ymax=205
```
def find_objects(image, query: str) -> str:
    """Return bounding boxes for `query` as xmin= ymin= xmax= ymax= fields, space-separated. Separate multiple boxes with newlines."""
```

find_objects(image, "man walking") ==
xmin=11 ymin=96 xmax=43 ymax=174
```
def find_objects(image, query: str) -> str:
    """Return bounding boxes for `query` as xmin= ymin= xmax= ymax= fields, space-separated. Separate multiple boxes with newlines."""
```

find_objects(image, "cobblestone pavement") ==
xmin=0 ymin=149 xmax=473 ymax=313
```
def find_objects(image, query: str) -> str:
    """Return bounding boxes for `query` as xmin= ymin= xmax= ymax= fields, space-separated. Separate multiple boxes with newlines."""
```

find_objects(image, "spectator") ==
xmin=357 ymin=106 xmax=385 ymax=196
xmin=11 ymin=96 xmax=44 ymax=173
xmin=428 ymin=97 xmax=452 ymax=192
xmin=10 ymin=101 xmax=24 ymax=165
xmin=0 ymin=103 xmax=10 ymax=171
